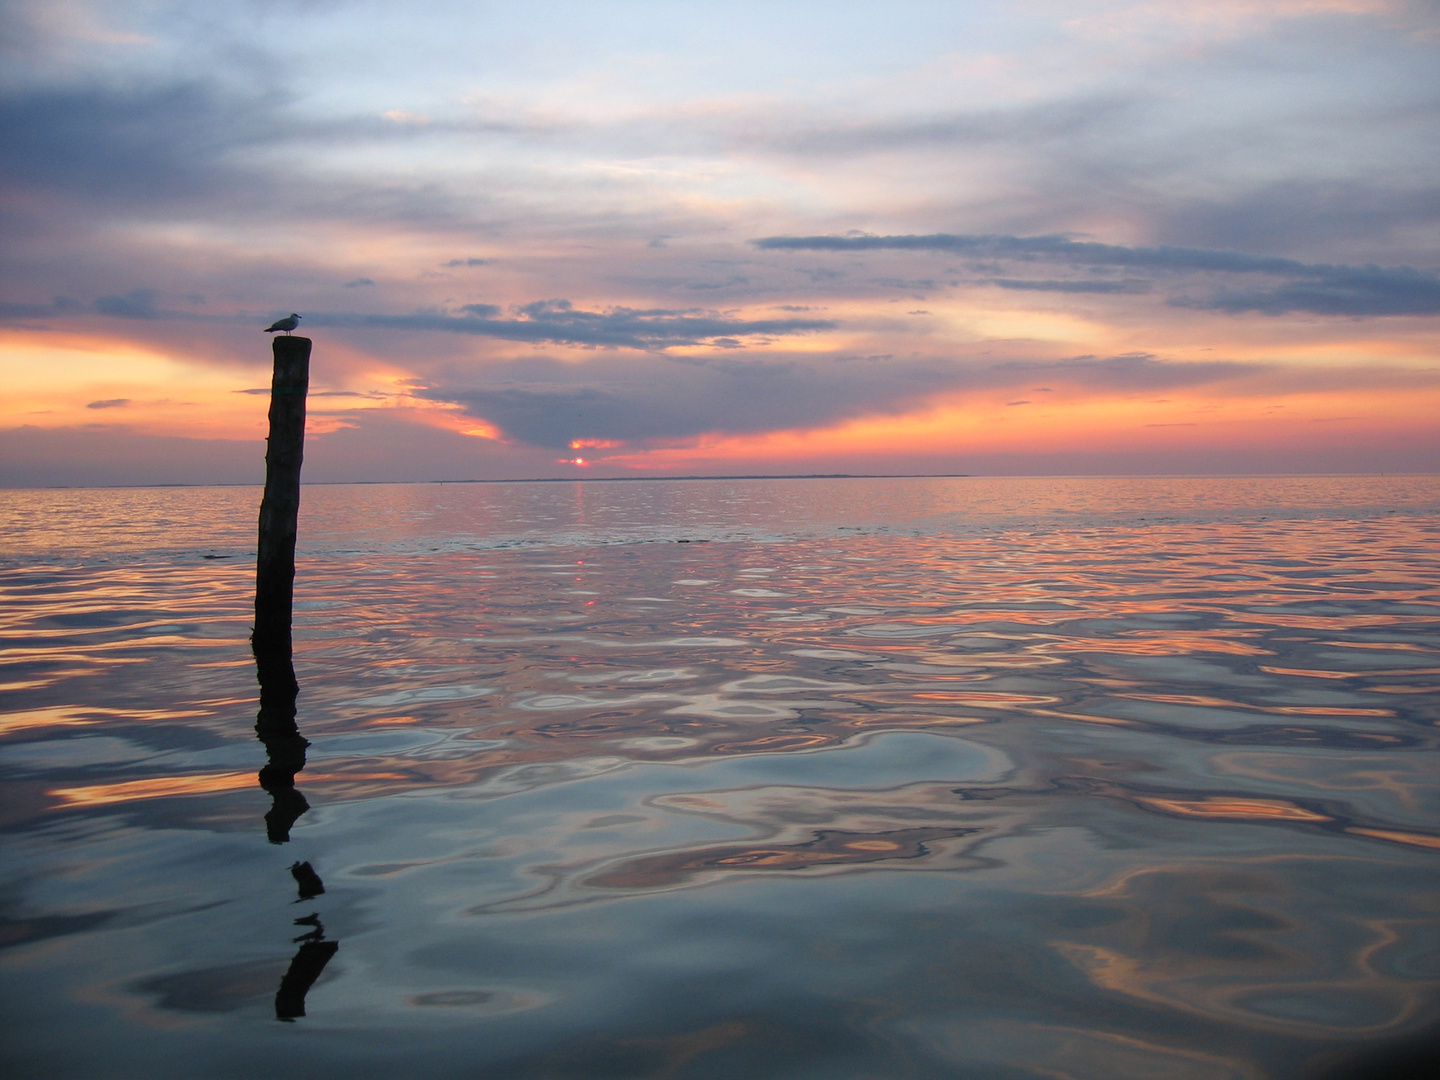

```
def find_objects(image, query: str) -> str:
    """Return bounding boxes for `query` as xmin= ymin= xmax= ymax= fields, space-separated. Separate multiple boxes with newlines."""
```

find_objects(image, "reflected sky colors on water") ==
xmin=1 ymin=476 xmax=1439 ymax=1079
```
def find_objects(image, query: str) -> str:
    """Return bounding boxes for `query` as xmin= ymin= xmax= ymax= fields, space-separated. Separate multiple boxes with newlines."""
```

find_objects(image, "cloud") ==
xmin=416 ymin=348 xmax=1276 ymax=453
xmin=93 ymin=288 xmax=160 ymax=319
xmin=420 ymin=354 xmax=973 ymax=450
xmin=753 ymin=233 xmax=1440 ymax=316
xmin=757 ymin=94 xmax=1137 ymax=158
xmin=305 ymin=300 xmax=836 ymax=350
xmin=85 ymin=399 xmax=130 ymax=410
xmin=0 ymin=80 xmax=280 ymax=210
xmin=1173 ymin=266 xmax=1440 ymax=316
xmin=868 ymin=278 xmax=936 ymax=291
xmin=1148 ymin=180 xmax=1440 ymax=254
xmin=0 ymin=297 xmax=79 ymax=319
xmin=443 ymin=258 xmax=492 ymax=267
xmin=753 ymin=231 xmax=1306 ymax=270
xmin=343 ymin=277 xmax=375 ymax=288
xmin=0 ymin=72 xmax=508 ymax=255
xmin=994 ymin=352 xmax=1261 ymax=390
xmin=991 ymin=278 xmax=1150 ymax=294
xmin=0 ymin=294 xmax=836 ymax=350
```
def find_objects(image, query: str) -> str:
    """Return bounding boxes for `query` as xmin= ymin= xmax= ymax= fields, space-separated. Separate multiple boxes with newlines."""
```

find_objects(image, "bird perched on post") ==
xmin=265 ymin=313 xmax=301 ymax=335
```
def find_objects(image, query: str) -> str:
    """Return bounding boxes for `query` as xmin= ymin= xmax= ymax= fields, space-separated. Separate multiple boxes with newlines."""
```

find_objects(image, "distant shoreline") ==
xmin=10 ymin=472 xmax=1434 ymax=491
xmin=424 ymin=473 xmax=972 ymax=485
xmin=11 ymin=473 xmax=974 ymax=490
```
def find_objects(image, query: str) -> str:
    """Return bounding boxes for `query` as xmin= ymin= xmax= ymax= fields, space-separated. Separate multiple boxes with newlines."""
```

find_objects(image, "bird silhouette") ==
xmin=265 ymin=313 xmax=301 ymax=335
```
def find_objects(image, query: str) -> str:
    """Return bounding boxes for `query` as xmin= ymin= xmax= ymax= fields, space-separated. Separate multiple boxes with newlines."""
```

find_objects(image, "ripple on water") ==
xmin=0 ymin=484 xmax=1438 ymax=1079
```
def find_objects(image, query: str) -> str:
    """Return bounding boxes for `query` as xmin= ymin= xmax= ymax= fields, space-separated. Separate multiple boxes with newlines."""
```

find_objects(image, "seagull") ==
xmin=264 ymin=313 xmax=301 ymax=335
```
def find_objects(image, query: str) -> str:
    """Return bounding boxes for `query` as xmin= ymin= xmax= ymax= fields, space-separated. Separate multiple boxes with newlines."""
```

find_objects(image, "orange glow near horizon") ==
xmin=3 ymin=314 xmax=1436 ymax=477
xmin=0 ymin=325 xmax=492 ymax=442
xmin=0 ymin=328 xmax=271 ymax=439
xmin=596 ymin=383 xmax=1440 ymax=471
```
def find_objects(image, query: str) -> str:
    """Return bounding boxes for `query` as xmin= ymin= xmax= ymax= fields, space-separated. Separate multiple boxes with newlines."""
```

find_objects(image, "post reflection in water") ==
xmin=252 ymin=635 xmax=339 ymax=1022
xmin=254 ymin=641 xmax=307 ymax=845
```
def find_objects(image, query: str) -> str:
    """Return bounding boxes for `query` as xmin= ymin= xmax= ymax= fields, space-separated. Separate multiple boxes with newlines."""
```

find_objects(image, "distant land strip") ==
xmin=20 ymin=473 xmax=974 ymax=489
xmin=419 ymin=473 xmax=971 ymax=484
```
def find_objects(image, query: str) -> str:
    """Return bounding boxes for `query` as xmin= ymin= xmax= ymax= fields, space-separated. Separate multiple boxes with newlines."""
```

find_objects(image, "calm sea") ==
xmin=2 ymin=475 xmax=1438 ymax=1079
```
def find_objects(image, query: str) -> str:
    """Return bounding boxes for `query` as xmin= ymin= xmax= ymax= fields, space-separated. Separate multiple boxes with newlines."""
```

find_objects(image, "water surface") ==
xmin=2 ymin=476 xmax=1438 ymax=1079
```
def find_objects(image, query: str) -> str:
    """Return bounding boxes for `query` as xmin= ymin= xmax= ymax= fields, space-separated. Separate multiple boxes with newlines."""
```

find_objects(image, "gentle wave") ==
xmin=4 ymin=474 xmax=1438 ymax=564
xmin=1 ymin=480 xmax=1438 ymax=1077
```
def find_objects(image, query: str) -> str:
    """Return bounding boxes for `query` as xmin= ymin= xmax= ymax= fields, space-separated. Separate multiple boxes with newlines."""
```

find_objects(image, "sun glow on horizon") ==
xmin=592 ymin=383 xmax=1440 ymax=473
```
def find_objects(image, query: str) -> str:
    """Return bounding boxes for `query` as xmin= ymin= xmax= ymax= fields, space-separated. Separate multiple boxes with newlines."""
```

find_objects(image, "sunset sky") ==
xmin=2 ymin=0 xmax=1437 ymax=486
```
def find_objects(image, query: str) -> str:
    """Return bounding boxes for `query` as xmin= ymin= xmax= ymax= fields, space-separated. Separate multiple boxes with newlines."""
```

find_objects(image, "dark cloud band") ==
xmin=418 ymin=352 xmax=1266 ymax=453
xmin=753 ymin=233 xmax=1440 ymax=316
xmin=0 ymin=296 xmax=835 ymax=351
xmin=298 ymin=302 xmax=836 ymax=350
xmin=419 ymin=355 xmax=960 ymax=449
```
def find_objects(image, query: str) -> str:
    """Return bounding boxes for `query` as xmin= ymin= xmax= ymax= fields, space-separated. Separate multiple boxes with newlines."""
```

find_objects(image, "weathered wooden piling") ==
xmin=253 ymin=335 xmax=311 ymax=650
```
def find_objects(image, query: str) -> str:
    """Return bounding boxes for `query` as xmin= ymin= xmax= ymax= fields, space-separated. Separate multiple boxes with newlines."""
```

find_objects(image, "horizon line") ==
xmin=4 ymin=471 xmax=1434 ymax=491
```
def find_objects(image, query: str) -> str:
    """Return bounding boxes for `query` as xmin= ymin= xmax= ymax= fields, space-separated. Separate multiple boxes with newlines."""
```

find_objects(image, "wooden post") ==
xmin=253 ymin=335 xmax=310 ymax=650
